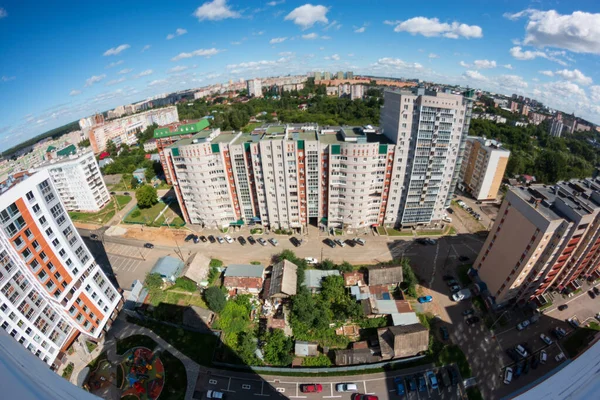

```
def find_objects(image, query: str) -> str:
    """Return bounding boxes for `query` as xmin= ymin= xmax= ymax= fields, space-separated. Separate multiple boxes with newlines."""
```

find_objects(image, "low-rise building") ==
xmin=151 ymin=256 xmax=185 ymax=282
xmin=223 ymin=264 xmax=265 ymax=294
xmin=268 ymin=260 xmax=298 ymax=298
xmin=303 ymin=270 xmax=341 ymax=293
xmin=377 ymin=324 xmax=429 ymax=359
xmin=367 ymin=265 xmax=403 ymax=286
xmin=143 ymin=139 xmax=157 ymax=152
xmin=294 ymin=341 xmax=318 ymax=357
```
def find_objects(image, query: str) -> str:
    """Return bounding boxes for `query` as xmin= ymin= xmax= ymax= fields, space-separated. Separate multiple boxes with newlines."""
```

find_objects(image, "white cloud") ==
xmin=168 ymin=65 xmax=189 ymax=73
xmin=141 ymin=45 xmax=151 ymax=53
xmin=231 ymin=41 xmax=242 ymax=45
xmin=166 ymin=28 xmax=187 ymax=40
xmin=285 ymin=4 xmax=329 ymax=29
xmin=103 ymin=44 xmax=130 ymax=56
xmin=267 ymin=1 xmax=285 ymax=6
xmin=0 ymin=8 xmax=7 ymax=18
xmin=301 ymin=33 xmax=318 ymax=40
xmin=459 ymin=61 xmax=471 ymax=68
xmin=392 ymin=17 xmax=482 ymax=39
xmin=507 ymin=9 xmax=600 ymax=55
xmin=473 ymin=59 xmax=496 ymax=69
xmin=383 ymin=20 xmax=400 ymax=26
xmin=225 ymin=56 xmax=295 ymax=74
xmin=539 ymin=70 xmax=554 ymax=77
xmin=371 ymin=57 xmax=424 ymax=71
xmin=106 ymin=77 xmax=126 ymax=86
xmin=84 ymin=74 xmax=106 ymax=87
xmin=134 ymin=69 xmax=153 ymax=78
xmin=554 ymin=69 xmax=592 ymax=85
xmin=270 ymin=37 xmax=288 ymax=44
xmin=428 ymin=53 xmax=439 ymax=59
xmin=503 ymin=64 xmax=513 ymax=70
xmin=148 ymin=79 xmax=168 ymax=87
xmin=1 ymin=76 xmax=15 ymax=82
xmin=105 ymin=60 xmax=123 ymax=69
xmin=278 ymin=51 xmax=294 ymax=56
xmin=171 ymin=48 xmax=224 ymax=61
xmin=324 ymin=54 xmax=340 ymax=61
xmin=321 ymin=35 xmax=331 ymax=40
xmin=509 ymin=46 xmax=546 ymax=61
xmin=463 ymin=70 xmax=487 ymax=81
xmin=69 ymin=90 xmax=81 ymax=96
xmin=496 ymin=74 xmax=528 ymax=89
xmin=590 ymin=85 xmax=600 ymax=103
xmin=354 ymin=26 xmax=366 ymax=33
xmin=542 ymin=80 xmax=586 ymax=99
xmin=323 ymin=20 xmax=341 ymax=31
xmin=118 ymin=68 xmax=133 ymax=75
xmin=254 ymin=31 xmax=265 ymax=36
xmin=193 ymin=0 xmax=241 ymax=21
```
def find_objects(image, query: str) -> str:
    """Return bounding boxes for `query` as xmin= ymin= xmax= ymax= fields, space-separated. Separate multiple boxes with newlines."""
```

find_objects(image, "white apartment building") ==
xmin=31 ymin=151 xmax=111 ymax=212
xmin=351 ymin=85 xmax=365 ymax=100
xmin=88 ymin=106 xmax=179 ymax=153
xmin=247 ymin=79 xmax=263 ymax=98
xmin=459 ymin=137 xmax=510 ymax=201
xmin=381 ymin=88 xmax=473 ymax=226
xmin=0 ymin=171 xmax=121 ymax=369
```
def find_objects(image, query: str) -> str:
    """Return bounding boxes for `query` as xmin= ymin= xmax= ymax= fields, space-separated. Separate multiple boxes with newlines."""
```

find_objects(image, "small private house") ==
xmin=303 ymin=270 xmax=340 ymax=293
xmin=268 ymin=260 xmax=298 ymax=298
xmin=367 ymin=265 xmax=403 ymax=287
xmin=133 ymin=168 xmax=147 ymax=182
xmin=294 ymin=341 xmax=318 ymax=357
xmin=150 ymin=256 xmax=185 ymax=282
xmin=377 ymin=323 xmax=429 ymax=359
xmin=223 ymin=264 xmax=265 ymax=295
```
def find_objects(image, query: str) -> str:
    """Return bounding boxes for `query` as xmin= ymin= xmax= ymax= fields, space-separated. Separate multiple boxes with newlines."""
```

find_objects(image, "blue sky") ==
xmin=1 ymin=0 xmax=600 ymax=151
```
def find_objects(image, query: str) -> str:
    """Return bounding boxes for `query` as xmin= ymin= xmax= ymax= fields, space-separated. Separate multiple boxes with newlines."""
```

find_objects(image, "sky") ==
xmin=1 ymin=0 xmax=600 ymax=151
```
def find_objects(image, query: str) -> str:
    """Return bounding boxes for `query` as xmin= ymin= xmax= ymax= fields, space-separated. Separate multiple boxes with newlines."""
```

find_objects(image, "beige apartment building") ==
xmin=474 ymin=180 xmax=600 ymax=306
xmin=459 ymin=137 xmax=510 ymax=201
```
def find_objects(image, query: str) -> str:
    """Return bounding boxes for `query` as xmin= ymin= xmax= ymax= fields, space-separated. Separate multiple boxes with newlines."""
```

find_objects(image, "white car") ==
xmin=516 ymin=320 xmax=530 ymax=331
xmin=539 ymin=350 xmax=547 ymax=363
xmin=334 ymin=239 xmax=346 ymax=247
xmin=353 ymin=237 xmax=366 ymax=246
xmin=305 ymin=257 xmax=318 ymax=265
xmin=515 ymin=344 xmax=528 ymax=358
xmin=503 ymin=367 xmax=513 ymax=385
xmin=555 ymin=352 xmax=566 ymax=363
xmin=224 ymin=235 xmax=234 ymax=244
xmin=540 ymin=333 xmax=553 ymax=345
xmin=207 ymin=390 xmax=224 ymax=399
xmin=268 ymin=238 xmax=279 ymax=246
xmin=335 ymin=383 xmax=358 ymax=392
xmin=216 ymin=236 xmax=225 ymax=244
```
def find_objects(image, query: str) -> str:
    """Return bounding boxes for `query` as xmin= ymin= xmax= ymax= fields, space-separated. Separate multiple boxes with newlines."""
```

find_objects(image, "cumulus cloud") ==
xmin=166 ymin=28 xmax=187 ymax=40
xmin=463 ymin=70 xmax=487 ymax=81
xmin=496 ymin=74 xmax=528 ymax=89
xmin=324 ymin=54 xmax=340 ymax=61
xmin=103 ymin=44 xmax=130 ymax=56
xmin=118 ymin=68 xmax=133 ymax=75
xmin=391 ymin=17 xmax=482 ymax=39
xmin=148 ymin=79 xmax=168 ymax=87
xmin=428 ymin=53 xmax=439 ymax=59
xmin=371 ymin=57 xmax=424 ymax=71
xmin=278 ymin=51 xmax=294 ymax=56
xmin=171 ymin=48 xmax=224 ymax=61
xmin=141 ymin=45 xmax=151 ymax=52
xmin=302 ymin=33 xmax=318 ymax=40
xmin=106 ymin=77 xmax=126 ymax=86
xmin=134 ymin=69 xmax=153 ymax=78
xmin=506 ymin=9 xmax=600 ymax=55
xmin=539 ymin=70 xmax=554 ymax=77
xmin=168 ymin=65 xmax=189 ymax=73
xmin=194 ymin=0 xmax=241 ymax=21
xmin=590 ymin=86 xmax=600 ymax=103
xmin=459 ymin=61 xmax=471 ymax=68
xmin=69 ymin=89 xmax=81 ymax=96
xmin=270 ymin=37 xmax=288 ymax=44
xmin=105 ymin=60 xmax=123 ymax=69
xmin=285 ymin=4 xmax=329 ymax=29
xmin=473 ymin=59 xmax=496 ymax=69
xmin=554 ymin=69 xmax=592 ymax=85
xmin=354 ymin=26 xmax=366 ymax=33
xmin=503 ymin=64 xmax=514 ymax=70
xmin=84 ymin=74 xmax=106 ymax=87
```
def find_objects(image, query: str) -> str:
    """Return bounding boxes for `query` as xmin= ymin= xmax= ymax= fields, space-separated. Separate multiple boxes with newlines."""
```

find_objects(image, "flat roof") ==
xmin=510 ymin=186 xmax=563 ymax=221
xmin=266 ymin=125 xmax=285 ymax=134
xmin=231 ymin=133 xmax=254 ymax=145
xmin=169 ymin=129 xmax=220 ymax=147
xmin=225 ymin=264 xmax=264 ymax=278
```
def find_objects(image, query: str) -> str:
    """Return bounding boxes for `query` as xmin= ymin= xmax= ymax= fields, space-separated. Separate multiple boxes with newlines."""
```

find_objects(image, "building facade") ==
xmin=549 ymin=115 xmax=564 ymax=137
xmin=0 ymin=171 xmax=121 ymax=369
xmin=459 ymin=137 xmax=510 ymax=201
xmin=31 ymin=151 xmax=111 ymax=212
xmin=247 ymin=79 xmax=263 ymax=98
xmin=473 ymin=180 xmax=600 ymax=306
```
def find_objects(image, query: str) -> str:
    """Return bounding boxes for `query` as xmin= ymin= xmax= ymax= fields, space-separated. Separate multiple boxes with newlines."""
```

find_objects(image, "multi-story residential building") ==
xmin=473 ymin=180 xmax=600 ymax=306
xmin=346 ymin=71 xmax=354 ymax=80
xmin=509 ymin=101 xmax=520 ymax=113
xmin=380 ymin=88 xmax=473 ymax=226
xmin=350 ymin=85 xmax=365 ymax=100
xmin=323 ymin=71 xmax=331 ymax=80
xmin=31 ymin=151 xmax=110 ymax=212
xmin=549 ymin=113 xmax=564 ymax=137
xmin=246 ymin=79 xmax=263 ymax=98
xmin=0 ymin=171 xmax=122 ymax=369
xmin=314 ymin=71 xmax=322 ymax=81
xmin=529 ymin=112 xmax=548 ymax=126
xmin=521 ymin=104 xmax=530 ymax=117
xmin=88 ymin=106 xmax=179 ymax=153
xmin=336 ymin=71 xmax=344 ymax=80
xmin=459 ymin=137 xmax=510 ymax=201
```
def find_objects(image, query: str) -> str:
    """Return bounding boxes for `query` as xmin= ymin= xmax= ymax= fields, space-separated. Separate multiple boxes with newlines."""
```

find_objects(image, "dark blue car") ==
xmin=407 ymin=377 xmax=417 ymax=392
xmin=394 ymin=377 xmax=406 ymax=396
xmin=418 ymin=375 xmax=427 ymax=392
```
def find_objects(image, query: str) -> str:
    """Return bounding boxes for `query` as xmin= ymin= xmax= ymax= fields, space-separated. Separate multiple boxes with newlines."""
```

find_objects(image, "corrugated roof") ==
xmin=375 ymin=299 xmax=400 ymax=314
xmin=151 ymin=256 xmax=185 ymax=280
xmin=294 ymin=341 xmax=318 ymax=357
xmin=391 ymin=312 xmax=420 ymax=326
xmin=225 ymin=264 xmax=264 ymax=278
xmin=56 ymin=144 xmax=77 ymax=157
xmin=269 ymin=260 xmax=297 ymax=297
xmin=303 ymin=269 xmax=340 ymax=289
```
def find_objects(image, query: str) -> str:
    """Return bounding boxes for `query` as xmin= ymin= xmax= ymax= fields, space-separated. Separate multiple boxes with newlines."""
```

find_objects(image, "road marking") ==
xmin=322 ymin=397 xmax=341 ymax=399
xmin=227 ymin=377 xmax=232 ymax=391
xmin=242 ymin=384 xmax=251 ymax=390
xmin=209 ymin=379 xmax=218 ymax=385
xmin=428 ymin=242 xmax=441 ymax=287
xmin=276 ymin=388 xmax=285 ymax=393
xmin=363 ymin=381 xmax=367 ymax=394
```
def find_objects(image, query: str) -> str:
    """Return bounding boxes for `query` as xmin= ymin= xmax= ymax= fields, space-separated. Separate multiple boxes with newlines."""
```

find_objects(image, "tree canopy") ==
xmin=145 ymin=273 xmax=163 ymax=290
xmin=204 ymin=286 xmax=226 ymax=313
xmin=136 ymin=185 xmax=158 ymax=208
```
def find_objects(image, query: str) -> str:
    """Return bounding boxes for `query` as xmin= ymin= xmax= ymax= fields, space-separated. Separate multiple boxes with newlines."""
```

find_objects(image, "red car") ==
xmin=300 ymin=384 xmax=323 ymax=393
xmin=352 ymin=395 xmax=378 ymax=400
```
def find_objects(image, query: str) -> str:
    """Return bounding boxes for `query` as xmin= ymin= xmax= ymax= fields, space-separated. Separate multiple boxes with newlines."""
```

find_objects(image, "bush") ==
xmin=400 ymin=258 xmax=418 ymax=298
xmin=62 ymin=362 xmax=74 ymax=380
xmin=209 ymin=259 xmax=223 ymax=268
xmin=204 ymin=286 xmax=226 ymax=313
xmin=208 ymin=266 xmax=220 ymax=284
xmin=169 ymin=277 xmax=197 ymax=292
xmin=250 ymin=261 xmax=261 ymax=265
xmin=301 ymin=354 xmax=332 ymax=367
xmin=136 ymin=185 xmax=158 ymax=208
xmin=116 ymin=335 xmax=158 ymax=355
xmin=145 ymin=273 xmax=163 ymax=290
xmin=130 ymin=209 xmax=141 ymax=218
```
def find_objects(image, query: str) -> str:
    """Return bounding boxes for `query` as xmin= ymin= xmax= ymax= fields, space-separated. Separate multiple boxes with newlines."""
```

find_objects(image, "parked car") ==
xmin=352 ymin=395 xmax=378 ymax=400
xmin=458 ymin=255 xmax=470 ymax=262
xmin=353 ymin=237 xmax=366 ymax=246
xmin=446 ymin=279 xmax=459 ymax=286
xmin=110 ymin=191 xmax=116 ymax=195
xmin=407 ymin=377 xmax=417 ymax=392
xmin=466 ymin=316 xmax=480 ymax=325
xmin=594 ymin=287 xmax=600 ymax=296
xmin=144 ymin=243 xmax=154 ymax=249
xmin=393 ymin=377 xmax=406 ymax=396
xmin=523 ymin=360 xmax=530 ymax=375
xmin=504 ymin=367 xmax=513 ymax=384
xmin=224 ymin=235 xmax=234 ymax=244
xmin=199 ymin=236 xmax=207 ymax=242
xmin=540 ymin=333 xmax=553 ymax=345
xmin=345 ymin=239 xmax=356 ymax=247
xmin=206 ymin=390 xmax=224 ymax=399
xmin=216 ymin=236 xmax=225 ymax=244
xmin=185 ymin=234 xmax=196 ymax=242
xmin=257 ymin=238 xmax=267 ymax=246
xmin=193 ymin=236 xmax=200 ymax=244
xmin=462 ymin=308 xmax=475 ymax=316
xmin=417 ymin=375 xmax=427 ymax=392
xmin=300 ymin=384 xmax=322 ymax=393
xmin=425 ymin=238 xmax=437 ymax=245
xmin=515 ymin=362 xmax=523 ymax=378
xmin=552 ymin=327 xmax=567 ymax=339
xmin=588 ymin=289 xmax=596 ymax=299
xmin=568 ymin=317 xmax=580 ymax=328
xmin=334 ymin=239 xmax=346 ymax=247
xmin=238 ymin=236 xmax=247 ymax=246
xmin=323 ymin=238 xmax=336 ymax=248
xmin=123 ymin=192 xmax=130 ymax=196
xmin=557 ymin=304 xmax=568 ymax=311
xmin=207 ymin=235 xmax=216 ymax=243
xmin=247 ymin=236 xmax=256 ymax=245
xmin=417 ymin=296 xmax=433 ymax=304
xmin=443 ymin=275 xmax=455 ymax=281
xmin=305 ymin=257 xmax=318 ymax=265
xmin=540 ymin=350 xmax=548 ymax=364
xmin=450 ymin=285 xmax=461 ymax=293
xmin=531 ymin=355 xmax=540 ymax=369
xmin=515 ymin=344 xmax=528 ymax=358
xmin=506 ymin=348 xmax=519 ymax=362
xmin=555 ymin=353 xmax=566 ymax=363
xmin=448 ymin=367 xmax=459 ymax=385
xmin=290 ymin=237 xmax=301 ymax=247
xmin=440 ymin=368 xmax=451 ymax=388
xmin=516 ymin=320 xmax=530 ymax=331
xmin=335 ymin=383 xmax=357 ymax=392
xmin=440 ymin=326 xmax=449 ymax=341
xmin=268 ymin=238 xmax=279 ymax=246
xmin=426 ymin=371 xmax=438 ymax=390
xmin=90 ymin=234 xmax=99 ymax=241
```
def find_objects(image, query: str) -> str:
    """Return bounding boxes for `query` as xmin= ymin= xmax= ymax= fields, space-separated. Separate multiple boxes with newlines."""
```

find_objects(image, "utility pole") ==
xmin=165 ymin=216 xmax=184 ymax=262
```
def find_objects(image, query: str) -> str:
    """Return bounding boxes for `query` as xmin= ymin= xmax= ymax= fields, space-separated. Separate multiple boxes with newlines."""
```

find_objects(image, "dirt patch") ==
xmin=480 ymin=205 xmax=500 ymax=219
xmin=73 ymin=222 xmax=103 ymax=230
xmin=451 ymin=205 xmax=486 ymax=233
xmin=121 ymin=224 xmax=190 ymax=245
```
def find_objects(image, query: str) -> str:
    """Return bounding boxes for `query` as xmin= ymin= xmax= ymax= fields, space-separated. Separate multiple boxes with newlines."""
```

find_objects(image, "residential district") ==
xmin=1 ymin=72 xmax=600 ymax=400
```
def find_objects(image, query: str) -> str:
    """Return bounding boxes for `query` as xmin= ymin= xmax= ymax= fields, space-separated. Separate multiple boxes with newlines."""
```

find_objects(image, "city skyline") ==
xmin=1 ymin=0 xmax=600 ymax=151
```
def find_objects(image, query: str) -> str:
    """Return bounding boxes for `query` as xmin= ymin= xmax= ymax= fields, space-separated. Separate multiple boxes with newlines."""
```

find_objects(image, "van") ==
xmin=540 ymin=350 xmax=547 ymax=364
xmin=442 ymin=216 xmax=453 ymax=223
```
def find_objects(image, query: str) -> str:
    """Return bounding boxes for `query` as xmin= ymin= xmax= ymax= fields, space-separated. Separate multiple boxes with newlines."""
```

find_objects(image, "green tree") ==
xmin=204 ymin=286 xmax=226 ymax=313
xmin=400 ymin=258 xmax=418 ymax=298
xmin=262 ymin=329 xmax=293 ymax=366
xmin=106 ymin=141 xmax=117 ymax=156
xmin=337 ymin=261 xmax=353 ymax=273
xmin=79 ymin=138 xmax=91 ymax=148
xmin=145 ymin=167 xmax=156 ymax=182
xmin=136 ymin=185 xmax=158 ymax=208
xmin=319 ymin=259 xmax=335 ymax=270
xmin=145 ymin=273 xmax=163 ymax=290
xmin=130 ymin=176 xmax=139 ymax=189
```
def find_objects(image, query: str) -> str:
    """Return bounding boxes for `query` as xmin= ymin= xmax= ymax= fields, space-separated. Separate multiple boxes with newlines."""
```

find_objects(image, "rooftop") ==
xmin=224 ymin=264 xmax=264 ymax=278
xmin=304 ymin=269 xmax=340 ymax=289
xmin=154 ymin=118 xmax=210 ymax=139
xmin=168 ymin=129 xmax=221 ymax=147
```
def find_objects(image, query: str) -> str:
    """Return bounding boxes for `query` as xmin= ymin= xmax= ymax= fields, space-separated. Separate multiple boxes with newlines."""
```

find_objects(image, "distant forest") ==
xmin=2 ymin=120 xmax=80 ymax=158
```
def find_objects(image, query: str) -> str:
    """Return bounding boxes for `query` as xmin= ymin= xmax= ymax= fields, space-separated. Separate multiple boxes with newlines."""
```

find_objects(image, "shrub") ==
xmin=209 ymin=259 xmax=223 ymax=268
xmin=145 ymin=273 xmax=163 ymax=290
xmin=204 ymin=286 xmax=226 ymax=313
xmin=130 ymin=209 xmax=141 ymax=218
xmin=301 ymin=354 xmax=332 ymax=367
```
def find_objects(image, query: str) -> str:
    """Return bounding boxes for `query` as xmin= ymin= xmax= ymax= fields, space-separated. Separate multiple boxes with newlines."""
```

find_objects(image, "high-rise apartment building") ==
xmin=31 ymin=150 xmax=110 ymax=212
xmin=0 ymin=171 xmax=122 ymax=369
xmin=346 ymin=71 xmax=354 ymax=80
xmin=336 ymin=71 xmax=344 ymax=80
xmin=459 ymin=137 xmax=510 ymax=201
xmin=380 ymin=88 xmax=473 ymax=225
xmin=323 ymin=71 xmax=331 ymax=80
xmin=350 ymin=85 xmax=364 ymax=100
xmin=314 ymin=71 xmax=322 ymax=81
xmin=474 ymin=180 xmax=600 ymax=306
xmin=549 ymin=113 xmax=564 ymax=137
xmin=246 ymin=79 xmax=263 ymax=98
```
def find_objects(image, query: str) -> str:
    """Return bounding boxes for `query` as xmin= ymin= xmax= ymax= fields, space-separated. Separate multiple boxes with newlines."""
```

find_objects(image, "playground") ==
xmin=119 ymin=347 xmax=165 ymax=400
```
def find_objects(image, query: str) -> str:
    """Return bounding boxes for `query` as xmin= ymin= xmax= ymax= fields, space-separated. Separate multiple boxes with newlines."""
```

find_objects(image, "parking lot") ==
xmin=195 ymin=364 xmax=465 ymax=400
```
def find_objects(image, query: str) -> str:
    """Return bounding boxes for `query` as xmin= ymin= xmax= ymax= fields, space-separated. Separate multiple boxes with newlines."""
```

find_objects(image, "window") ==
xmin=38 ymin=216 xmax=47 ymax=226
xmin=32 ymin=204 xmax=41 ymax=214
xmin=14 ymin=236 xmax=24 ymax=249
xmin=24 ymin=229 xmax=33 ymax=239
xmin=31 ymin=240 xmax=40 ymax=251
xmin=26 ymin=191 xmax=35 ymax=202
xmin=38 ymin=271 xmax=47 ymax=282
xmin=40 ymin=251 xmax=48 ymax=261
xmin=45 ymin=228 xmax=53 ymax=237
xmin=45 ymin=281 xmax=55 ymax=290
xmin=22 ymin=248 xmax=32 ymax=260
xmin=47 ymin=261 xmax=55 ymax=272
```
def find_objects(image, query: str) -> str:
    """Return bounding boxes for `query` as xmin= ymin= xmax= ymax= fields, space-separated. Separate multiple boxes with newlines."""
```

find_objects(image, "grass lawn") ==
xmin=126 ymin=316 xmax=218 ymax=366
xmin=68 ymin=195 xmax=131 ymax=225
xmin=242 ymin=122 xmax=263 ymax=133
xmin=85 ymin=341 xmax=98 ymax=353
xmin=62 ymin=362 xmax=74 ymax=380
xmin=116 ymin=334 xmax=158 ymax=355
xmin=416 ymin=230 xmax=444 ymax=236
xmin=86 ymin=351 xmax=108 ymax=371
xmin=124 ymin=202 xmax=166 ymax=224
xmin=147 ymin=289 xmax=207 ymax=308
xmin=388 ymin=228 xmax=414 ymax=236
xmin=376 ymin=226 xmax=387 ymax=235
xmin=436 ymin=345 xmax=472 ymax=378
xmin=159 ymin=350 xmax=188 ymax=400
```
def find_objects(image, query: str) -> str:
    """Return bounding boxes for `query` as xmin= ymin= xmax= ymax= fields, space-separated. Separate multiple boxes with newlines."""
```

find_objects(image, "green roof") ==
xmin=46 ymin=145 xmax=57 ymax=152
xmin=154 ymin=119 xmax=210 ymax=139
xmin=56 ymin=144 xmax=76 ymax=157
